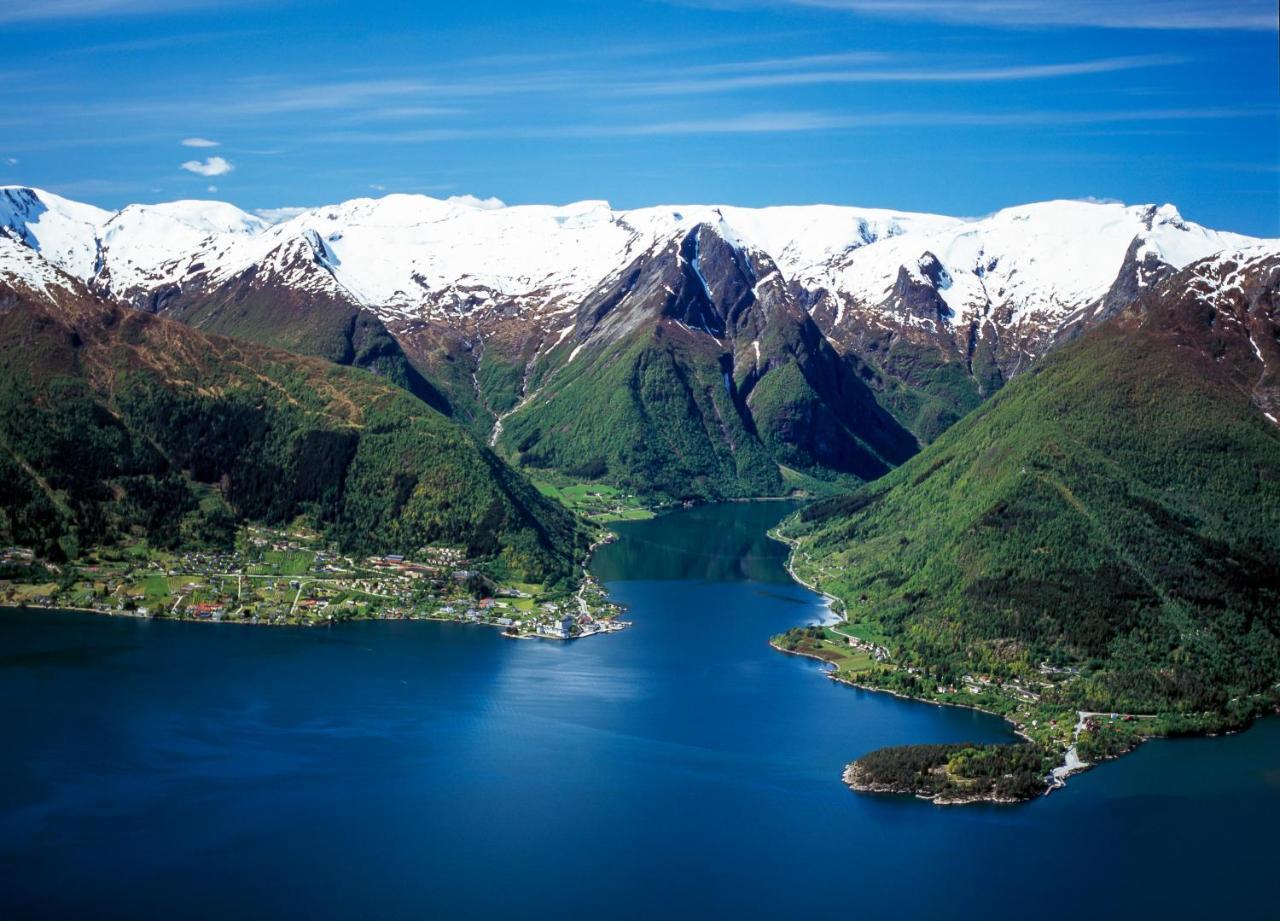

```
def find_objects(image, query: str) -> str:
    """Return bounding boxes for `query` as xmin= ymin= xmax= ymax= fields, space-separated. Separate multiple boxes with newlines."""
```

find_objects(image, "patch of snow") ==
xmin=0 ymin=187 xmax=109 ymax=280
xmin=0 ymin=232 xmax=84 ymax=304
xmin=751 ymin=270 xmax=778 ymax=299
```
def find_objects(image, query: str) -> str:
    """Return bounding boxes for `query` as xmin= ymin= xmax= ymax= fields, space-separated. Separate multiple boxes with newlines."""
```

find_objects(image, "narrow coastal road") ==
xmin=1052 ymin=710 xmax=1159 ymax=785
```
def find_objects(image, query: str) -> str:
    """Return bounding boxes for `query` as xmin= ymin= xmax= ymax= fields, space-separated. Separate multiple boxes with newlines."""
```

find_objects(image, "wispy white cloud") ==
xmin=615 ymin=54 xmax=1183 ymax=95
xmin=1201 ymin=161 xmax=1280 ymax=174
xmin=52 ymin=29 xmax=254 ymax=56
xmin=0 ymin=75 xmax=526 ymax=127
xmin=328 ymin=105 xmax=460 ymax=125
xmin=181 ymin=155 xmax=233 ymax=176
xmin=215 ymin=78 xmax=438 ymax=116
xmin=601 ymin=106 xmax=1269 ymax=135
xmin=254 ymin=206 xmax=309 ymax=223
xmin=446 ymin=194 xmax=506 ymax=210
xmin=580 ymin=111 xmax=855 ymax=136
xmin=696 ymin=1 xmax=1276 ymax=31
xmin=0 ymin=45 xmax=1196 ymax=136
xmin=682 ymin=50 xmax=891 ymax=74
xmin=316 ymin=105 xmax=1268 ymax=143
xmin=203 ymin=73 xmax=586 ymax=119
xmin=181 ymin=136 xmax=220 ymax=147
xmin=0 ymin=0 xmax=269 ymax=25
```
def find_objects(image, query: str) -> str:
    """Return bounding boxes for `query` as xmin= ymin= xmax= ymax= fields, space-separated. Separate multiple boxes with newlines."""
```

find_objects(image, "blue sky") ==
xmin=2 ymin=0 xmax=1277 ymax=234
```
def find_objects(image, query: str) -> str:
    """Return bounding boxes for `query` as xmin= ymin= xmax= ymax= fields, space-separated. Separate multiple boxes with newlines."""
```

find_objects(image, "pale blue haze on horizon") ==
xmin=1 ymin=0 xmax=1276 ymax=235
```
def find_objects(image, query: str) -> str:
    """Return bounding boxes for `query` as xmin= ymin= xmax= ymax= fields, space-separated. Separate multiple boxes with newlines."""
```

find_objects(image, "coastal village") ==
xmin=0 ymin=527 xmax=628 ymax=641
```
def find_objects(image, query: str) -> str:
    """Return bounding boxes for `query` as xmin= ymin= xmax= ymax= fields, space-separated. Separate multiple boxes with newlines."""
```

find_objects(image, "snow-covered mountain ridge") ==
xmin=5 ymin=185 xmax=1265 ymax=329
xmin=3 ymin=185 xmax=1276 ymax=497
xmin=3 ymin=184 xmax=1275 ymax=452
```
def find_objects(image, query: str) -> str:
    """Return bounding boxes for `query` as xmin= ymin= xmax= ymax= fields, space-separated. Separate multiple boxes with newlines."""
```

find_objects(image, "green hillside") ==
xmin=500 ymin=330 xmax=783 ymax=501
xmin=0 ymin=287 xmax=587 ymax=587
xmin=780 ymin=260 xmax=1280 ymax=722
xmin=159 ymin=284 xmax=451 ymax=414
xmin=495 ymin=227 xmax=919 ymax=502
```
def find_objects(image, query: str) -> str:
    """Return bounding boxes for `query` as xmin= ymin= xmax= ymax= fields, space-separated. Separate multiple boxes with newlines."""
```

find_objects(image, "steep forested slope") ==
xmin=132 ymin=232 xmax=452 ymax=414
xmin=497 ymin=224 xmax=919 ymax=500
xmin=0 ymin=262 xmax=586 ymax=586
xmin=781 ymin=250 xmax=1280 ymax=717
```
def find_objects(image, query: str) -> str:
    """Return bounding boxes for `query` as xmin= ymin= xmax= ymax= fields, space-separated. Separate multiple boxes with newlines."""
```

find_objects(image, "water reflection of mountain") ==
xmin=591 ymin=502 xmax=801 ymax=585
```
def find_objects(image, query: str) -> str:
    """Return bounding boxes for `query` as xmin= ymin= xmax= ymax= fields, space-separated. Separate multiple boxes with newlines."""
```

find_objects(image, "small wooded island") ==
xmin=843 ymin=743 xmax=1054 ymax=805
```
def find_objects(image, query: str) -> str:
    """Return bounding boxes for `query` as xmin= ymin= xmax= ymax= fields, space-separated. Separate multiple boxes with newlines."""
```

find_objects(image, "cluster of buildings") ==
xmin=367 ymin=545 xmax=471 ymax=579
xmin=3 ymin=531 xmax=630 ymax=640
xmin=0 ymin=547 xmax=35 ymax=566
xmin=537 ymin=611 xmax=577 ymax=639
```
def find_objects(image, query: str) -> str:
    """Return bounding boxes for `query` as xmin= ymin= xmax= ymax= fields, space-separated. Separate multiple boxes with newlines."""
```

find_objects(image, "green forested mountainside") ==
xmin=781 ymin=255 xmax=1280 ymax=718
xmin=745 ymin=333 xmax=918 ymax=482
xmin=858 ymin=338 xmax=990 ymax=444
xmin=0 ymin=286 xmax=586 ymax=586
xmin=499 ymin=329 xmax=784 ymax=500
xmin=395 ymin=321 xmax=547 ymax=442
xmin=496 ymin=322 xmax=919 ymax=502
xmin=493 ymin=226 xmax=919 ymax=501
xmin=154 ymin=283 xmax=452 ymax=415
xmin=154 ymin=224 xmax=926 ymax=502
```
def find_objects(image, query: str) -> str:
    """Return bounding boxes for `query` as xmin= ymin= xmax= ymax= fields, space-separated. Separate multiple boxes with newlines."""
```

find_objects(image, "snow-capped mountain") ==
xmin=0 ymin=229 xmax=90 ymax=307
xmin=0 ymin=187 xmax=112 ymax=283
xmin=2 ymin=186 xmax=1262 ymax=345
xmin=798 ymin=199 xmax=1264 ymax=394
xmin=802 ymin=199 xmax=1253 ymax=327
xmin=1 ymin=185 xmax=1273 ymax=463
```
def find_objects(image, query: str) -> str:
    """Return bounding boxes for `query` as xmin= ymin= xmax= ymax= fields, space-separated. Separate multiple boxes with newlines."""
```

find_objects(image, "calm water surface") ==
xmin=2 ymin=502 xmax=1277 ymax=918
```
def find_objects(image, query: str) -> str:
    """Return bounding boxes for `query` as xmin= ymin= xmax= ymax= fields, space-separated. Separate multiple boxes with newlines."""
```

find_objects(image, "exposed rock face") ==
xmin=492 ymin=222 xmax=919 ymax=498
xmin=1052 ymin=236 xmax=1179 ymax=349
xmin=1131 ymin=250 xmax=1280 ymax=423
xmin=885 ymin=253 xmax=953 ymax=326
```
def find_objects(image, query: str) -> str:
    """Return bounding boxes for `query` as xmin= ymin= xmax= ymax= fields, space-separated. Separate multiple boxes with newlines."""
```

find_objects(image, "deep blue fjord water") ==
xmin=2 ymin=502 xmax=1278 ymax=919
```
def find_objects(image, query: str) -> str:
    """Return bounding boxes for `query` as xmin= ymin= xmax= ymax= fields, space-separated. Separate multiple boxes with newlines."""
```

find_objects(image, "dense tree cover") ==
xmin=385 ymin=323 xmax=503 ymax=441
xmin=0 ymin=291 xmax=587 ymax=583
xmin=479 ymin=221 xmax=920 ymax=501
xmin=781 ymin=294 xmax=1280 ymax=720
xmin=849 ymin=742 xmax=1056 ymax=801
xmin=858 ymin=338 xmax=989 ymax=443
xmin=500 ymin=332 xmax=785 ymax=501
xmin=0 ymin=373 xmax=218 ymax=559
xmin=160 ymin=284 xmax=451 ymax=414
xmin=474 ymin=352 xmax=525 ymax=417
xmin=496 ymin=318 xmax=917 ymax=501
xmin=747 ymin=359 xmax=898 ymax=482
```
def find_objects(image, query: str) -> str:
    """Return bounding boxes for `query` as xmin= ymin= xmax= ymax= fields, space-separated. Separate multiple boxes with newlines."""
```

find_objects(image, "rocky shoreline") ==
xmin=842 ymin=762 xmax=1027 ymax=806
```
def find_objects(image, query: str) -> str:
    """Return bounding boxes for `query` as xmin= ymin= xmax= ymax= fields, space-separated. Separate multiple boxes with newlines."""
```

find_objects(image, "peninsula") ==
xmin=769 ymin=252 xmax=1280 ymax=804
